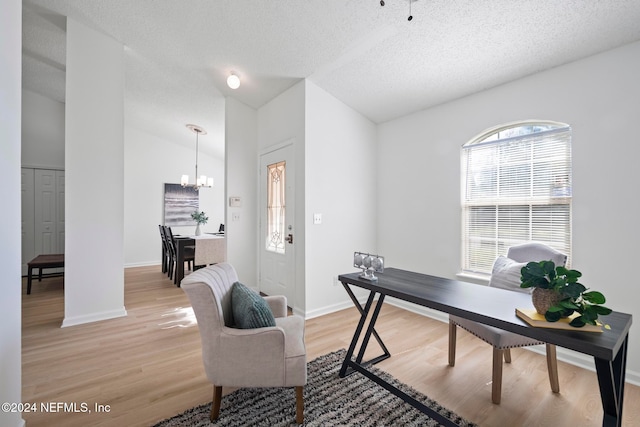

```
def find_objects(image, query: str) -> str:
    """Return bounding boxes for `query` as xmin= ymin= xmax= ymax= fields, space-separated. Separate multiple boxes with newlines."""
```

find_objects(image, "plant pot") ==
xmin=195 ymin=223 xmax=202 ymax=236
xmin=531 ymin=288 xmax=562 ymax=315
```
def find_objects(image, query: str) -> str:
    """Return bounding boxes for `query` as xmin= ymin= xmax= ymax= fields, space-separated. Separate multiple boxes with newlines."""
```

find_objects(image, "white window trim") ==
xmin=461 ymin=120 xmax=572 ymax=275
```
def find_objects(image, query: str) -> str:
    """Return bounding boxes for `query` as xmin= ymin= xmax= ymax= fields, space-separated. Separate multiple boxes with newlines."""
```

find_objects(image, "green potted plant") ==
xmin=191 ymin=210 xmax=208 ymax=236
xmin=520 ymin=260 xmax=612 ymax=328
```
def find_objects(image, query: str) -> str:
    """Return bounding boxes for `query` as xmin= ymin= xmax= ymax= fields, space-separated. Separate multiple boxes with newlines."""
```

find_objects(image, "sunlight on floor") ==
xmin=159 ymin=306 xmax=197 ymax=329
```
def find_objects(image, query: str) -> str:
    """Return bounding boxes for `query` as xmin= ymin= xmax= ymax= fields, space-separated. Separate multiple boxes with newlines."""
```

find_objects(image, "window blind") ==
xmin=461 ymin=125 xmax=572 ymax=274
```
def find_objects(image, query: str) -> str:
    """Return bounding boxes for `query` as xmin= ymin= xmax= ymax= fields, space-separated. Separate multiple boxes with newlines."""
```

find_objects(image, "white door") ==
xmin=259 ymin=144 xmax=295 ymax=306
xmin=35 ymin=169 xmax=59 ymax=254
xmin=21 ymin=168 xmax=65 ymax=275
xmin=21 ymin=168 xmax=36 ymax=275
xmin=55 ymin=171 xmax=65 ymax=253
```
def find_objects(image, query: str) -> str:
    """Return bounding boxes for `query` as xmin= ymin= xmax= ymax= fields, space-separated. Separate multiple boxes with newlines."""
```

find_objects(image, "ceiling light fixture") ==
xmin=379 ymin=0 xmax=417 ymax=21
xmin=181 ymin=124 xmax=213 ymax=190
xmin=227 ymin=73 xmax=240 ymax=89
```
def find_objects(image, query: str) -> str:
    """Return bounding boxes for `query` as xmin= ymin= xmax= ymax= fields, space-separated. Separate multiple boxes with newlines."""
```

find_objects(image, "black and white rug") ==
xmin=153 ymin=349 xmax=476 ymax=426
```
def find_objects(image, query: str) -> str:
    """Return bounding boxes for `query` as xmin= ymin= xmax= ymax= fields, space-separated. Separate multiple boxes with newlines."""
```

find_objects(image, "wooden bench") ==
xmin=27 ymin=254 xmax=65 ymax=294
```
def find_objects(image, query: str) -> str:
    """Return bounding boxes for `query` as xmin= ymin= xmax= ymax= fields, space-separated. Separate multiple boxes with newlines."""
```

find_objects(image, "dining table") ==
xmin=173 ymin=234 xmax=226 ymax=285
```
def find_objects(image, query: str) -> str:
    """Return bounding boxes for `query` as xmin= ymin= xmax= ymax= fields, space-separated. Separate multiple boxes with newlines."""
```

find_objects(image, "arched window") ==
xmin=461 ymin=121 xmax=572 ymax=275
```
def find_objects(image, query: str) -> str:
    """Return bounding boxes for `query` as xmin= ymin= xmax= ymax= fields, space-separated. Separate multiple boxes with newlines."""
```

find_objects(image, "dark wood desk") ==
xmin=27 ymin=254 xmax=65 ymax=294
xmin=338 ymin=268 xmax=632 ymax=427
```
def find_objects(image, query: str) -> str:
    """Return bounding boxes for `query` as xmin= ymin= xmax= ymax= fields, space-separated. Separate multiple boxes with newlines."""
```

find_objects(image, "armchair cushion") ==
xmin=231 ymin=282 xmax=276 ymax=329
xmin=488 ymin=256 xmax=530 ymax=293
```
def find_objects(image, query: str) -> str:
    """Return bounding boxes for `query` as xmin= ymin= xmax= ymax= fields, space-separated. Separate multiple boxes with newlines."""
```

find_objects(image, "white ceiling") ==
xmin=22 ymin=0 xmax=640 ymax=159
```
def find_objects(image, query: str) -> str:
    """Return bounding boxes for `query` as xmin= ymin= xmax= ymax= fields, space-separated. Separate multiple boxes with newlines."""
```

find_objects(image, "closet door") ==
xmin=22 ymin=168 xmax=65 ymax=276
xmin=55 ymin=171 xmax=65 ymax=253
xmin=35 ymin=169 xmax=58 ymax=254
xmin=21 ymin=168 xmax=36 ymax=275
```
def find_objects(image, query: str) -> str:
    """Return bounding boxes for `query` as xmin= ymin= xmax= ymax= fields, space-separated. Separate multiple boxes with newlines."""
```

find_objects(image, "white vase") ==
xmin=195 ymin=223 xmax=202 ymax=236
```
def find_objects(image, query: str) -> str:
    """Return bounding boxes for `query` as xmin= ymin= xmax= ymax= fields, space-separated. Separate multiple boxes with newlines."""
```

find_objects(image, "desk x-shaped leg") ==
xmin=596 ymin=334 xmax=628 ymax=427
xmin=337 ymin=282 xmax=459 ymax=427
xmin=339 ymin=282 xmax=391 ymax=377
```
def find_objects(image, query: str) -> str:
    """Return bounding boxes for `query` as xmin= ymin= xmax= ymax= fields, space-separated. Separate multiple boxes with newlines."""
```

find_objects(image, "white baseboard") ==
xmin=62 ymin=308 xmax=128 ymax=327
xmin=124 ymin=261 xmax=160 ymax=268
xmin=303 ymin=299 xmax=361 ymax=320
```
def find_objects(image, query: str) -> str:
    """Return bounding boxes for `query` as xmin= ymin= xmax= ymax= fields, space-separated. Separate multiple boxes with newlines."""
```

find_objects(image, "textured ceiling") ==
xmin=22 ymin=0 xmax=640 ymax=159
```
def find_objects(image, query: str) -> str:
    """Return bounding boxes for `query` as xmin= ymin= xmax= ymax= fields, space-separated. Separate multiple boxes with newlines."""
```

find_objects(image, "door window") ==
xmin=266 ymin=161 xmax=286 ymax=254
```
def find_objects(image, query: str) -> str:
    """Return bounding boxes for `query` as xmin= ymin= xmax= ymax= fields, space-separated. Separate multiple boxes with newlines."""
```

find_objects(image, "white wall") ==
xmin=304 ymin=81 xmax=378 ymax=317
xmin=20 ymin=95 xmax=226 ymax=268
xmin=251 ymin=80 xmax=380 ymax=317
xmin=225 ymin=98 xmax=258 ymax=284
xmin=257 ymin=82 xmax=307 ymax=312
xmin=124 ymin=126 xmax=225 ymax=266
xmin=378 ymin=41 xmax=640 ymax=380
xmin=0 ymin=1 xmax=24 ymax=426
xmin=63 ymin=19 xmax=126 ymax=326
xmin=21 ymin=89 xmax=65 ymax=169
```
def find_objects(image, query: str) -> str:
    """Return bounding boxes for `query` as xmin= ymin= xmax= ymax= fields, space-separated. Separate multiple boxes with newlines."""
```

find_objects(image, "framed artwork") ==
xmin=164 ymin=184 xmax=198 ymax=226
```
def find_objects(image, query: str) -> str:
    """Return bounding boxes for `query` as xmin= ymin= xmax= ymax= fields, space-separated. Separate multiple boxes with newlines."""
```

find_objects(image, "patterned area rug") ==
xmin=153 ymin=349 xmax=476 ymax=426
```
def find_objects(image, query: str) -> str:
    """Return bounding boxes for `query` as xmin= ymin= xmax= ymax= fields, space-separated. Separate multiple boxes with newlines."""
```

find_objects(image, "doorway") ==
xmin=259 ymin=144 xmax=295 ymax=306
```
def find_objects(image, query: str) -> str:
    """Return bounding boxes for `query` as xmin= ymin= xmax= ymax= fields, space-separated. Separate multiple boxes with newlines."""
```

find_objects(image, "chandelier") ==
xmin=181 ymin=124 xmax=213 ymax=190
xmin=380 ymin=0 xmax=417 ymax=21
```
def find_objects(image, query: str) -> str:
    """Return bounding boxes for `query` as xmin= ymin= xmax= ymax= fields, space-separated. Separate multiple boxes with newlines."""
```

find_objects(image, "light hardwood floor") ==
xmin=22 ymin=266 xmax=639 ymax=426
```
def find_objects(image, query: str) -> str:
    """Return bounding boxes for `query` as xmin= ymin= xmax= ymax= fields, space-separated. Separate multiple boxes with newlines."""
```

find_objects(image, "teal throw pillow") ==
xmin=231 ymin=282 xmax=276 ymax=329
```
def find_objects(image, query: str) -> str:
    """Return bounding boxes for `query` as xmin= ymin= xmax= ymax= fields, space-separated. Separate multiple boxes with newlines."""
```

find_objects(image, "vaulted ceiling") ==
xmin=22 ymin=0 xmax=640 ymax=159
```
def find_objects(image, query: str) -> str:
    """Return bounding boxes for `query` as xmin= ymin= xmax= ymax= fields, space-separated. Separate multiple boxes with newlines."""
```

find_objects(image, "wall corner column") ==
xmin=63 ymin=18 xmax=126 ymax=326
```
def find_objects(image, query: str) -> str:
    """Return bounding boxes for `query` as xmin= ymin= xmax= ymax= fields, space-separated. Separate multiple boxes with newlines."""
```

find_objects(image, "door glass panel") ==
xmin=266 ymin=161 xmax=286 ymax=254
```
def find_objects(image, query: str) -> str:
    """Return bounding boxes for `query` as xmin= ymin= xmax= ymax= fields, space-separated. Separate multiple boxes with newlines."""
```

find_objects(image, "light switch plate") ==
xmin=313 ymin=213 xmax=322 ymax=224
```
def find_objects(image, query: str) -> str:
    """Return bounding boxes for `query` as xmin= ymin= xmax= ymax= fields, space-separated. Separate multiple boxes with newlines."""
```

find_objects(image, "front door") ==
xmin=259 ymin=144 xmax=295 ymax=306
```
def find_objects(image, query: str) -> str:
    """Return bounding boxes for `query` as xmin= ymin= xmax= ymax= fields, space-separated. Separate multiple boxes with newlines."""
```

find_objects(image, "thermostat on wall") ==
xmin=229 ymin=196 xmax=241 ymax=207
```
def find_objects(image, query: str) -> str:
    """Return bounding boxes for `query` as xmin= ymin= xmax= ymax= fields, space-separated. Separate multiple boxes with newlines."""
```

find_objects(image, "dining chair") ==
xmin=163 ymin=226 xmax=194 ymax=281
xmin=158 ymin=225 xmax=170 ymax=275
xmin=448 ymin=242 xmax=567 ymax=404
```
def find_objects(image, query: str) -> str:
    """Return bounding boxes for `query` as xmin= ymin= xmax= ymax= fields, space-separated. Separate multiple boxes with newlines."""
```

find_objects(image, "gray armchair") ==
xmin=181 ymin=263 xmax=306 ymax=423
xmin=449 ymin=242 xmax=567 ymax=404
